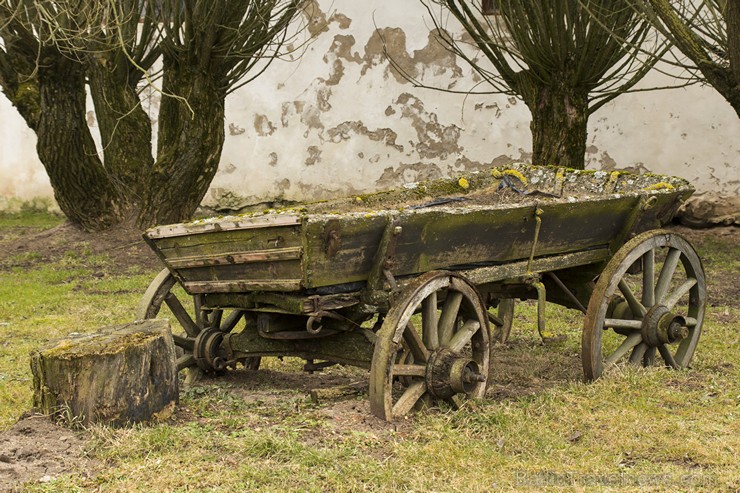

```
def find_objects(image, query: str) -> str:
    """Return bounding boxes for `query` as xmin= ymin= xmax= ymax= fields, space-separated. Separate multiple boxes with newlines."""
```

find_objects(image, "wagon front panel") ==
xmin=144 ymin=215 xmax=306 ymax=294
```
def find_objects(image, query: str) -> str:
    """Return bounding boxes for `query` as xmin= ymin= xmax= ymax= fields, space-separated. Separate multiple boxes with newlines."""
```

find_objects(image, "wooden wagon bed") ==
xmin=144 ymin=164 xmax=692 ymax=295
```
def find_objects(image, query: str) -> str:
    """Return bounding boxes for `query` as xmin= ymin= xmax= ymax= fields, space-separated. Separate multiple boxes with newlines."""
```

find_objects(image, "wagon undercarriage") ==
xmin=138 ymin=165 xmax=706 ymax=421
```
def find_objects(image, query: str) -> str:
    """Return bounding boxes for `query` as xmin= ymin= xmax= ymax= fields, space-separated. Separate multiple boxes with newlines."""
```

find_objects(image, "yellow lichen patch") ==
xmin=458 ymin=177 xmax=470 ymax=190
xmin=644 ymin=182 xmax=675 ymax=191
xmin=554 ymin=168 xmax=566 ymax=194
xmin=491 ymin=168 xmax=529 ymax=187
xmin=605 ymin=171 xmax=621 ymax=192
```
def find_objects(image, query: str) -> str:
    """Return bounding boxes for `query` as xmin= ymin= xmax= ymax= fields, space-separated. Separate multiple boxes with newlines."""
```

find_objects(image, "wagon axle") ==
xmin=194 ymin=328 xmax=233 ymax=372
xmin=426 ymin=348 xmax=486 ymax=399
xmin=641 ymin=305 xmax=689 ymax=347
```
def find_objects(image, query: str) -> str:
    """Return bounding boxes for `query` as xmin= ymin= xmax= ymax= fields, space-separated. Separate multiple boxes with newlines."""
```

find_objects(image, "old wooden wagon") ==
xmin=138 ymin=164 xmax=705 ymax=421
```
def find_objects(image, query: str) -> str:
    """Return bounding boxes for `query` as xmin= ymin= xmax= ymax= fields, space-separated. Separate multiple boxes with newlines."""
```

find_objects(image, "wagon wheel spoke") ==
xmin=490 ymin=298 xmax=515 ymax=344
xmin=393 ymin=364 xmax=427 ymax=377
xmin=618 ymin=280 xmax=646 ymax=318
xmin=604 ymin=332 xmax=642 ymax=368
xmin=176 ymin=354 xmax=196 ymax=372
xmin=220 ymin=309 xmax=245 ymax=333
xmin=445 ymin=395 xmax=463 ymax=410
xmin=422 ymin=292 xmax=439 ymax=350
xmin=447 ymin=320 xmax=481 ymax=353
xmin=403 ymin=321 xmax=430 ymax=362
xmin=172 ymin=334 xmax=194 ymax=351
xmin=163 ymin=293 xmax=200 ymax=338
xmin=642 ymin=250 xmax=655 ymax=307
xmin=392 ymin=381 xmax=428 ymax=417
xmin=583 ymin=232 xmax=706 ymax=381
xmin=663 ymin=278 xmax=698 ymax=311
xmin=643 ymin=346 xmax=656 ymax=366
xmin=603 ymin=318 xmax=642 ymax=330
xmin=438 ymin=292 xmax=463 ymax=346
xmin=655 ymin=248 xmax=681 ymax=303
xmin=209 ymin=309 xmax=223 ymax=329
xmin=658 ymin=344 xmax=679 ymax=369
xmin=370 ymin=271 xmax=490 ymax=421
xmin=628 ymin=342 xmax=648 ymax=365
xmin=193 ymin=294 xmax=205 ymax=328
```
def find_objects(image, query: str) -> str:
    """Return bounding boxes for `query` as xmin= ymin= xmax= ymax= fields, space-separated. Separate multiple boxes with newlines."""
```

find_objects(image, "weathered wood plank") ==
xmin=184 ymin=279 xmax=302 ymax=293
xmin=145 ymin=214 xmax=301 ymax=239
xmin=459 ymin=248 xmax=611 ymax=285
xmin=303 ymin=214 xmax=389 ymax=288
xmin=173 ymin=259 xmax=302 ymax=284
xmin=152 ymin=225 xmax=303 ymax=259
xmin=165 ymin=246 xmax=302 ymax=269
xmin=299 ymin=196 xmax=639 ymax=289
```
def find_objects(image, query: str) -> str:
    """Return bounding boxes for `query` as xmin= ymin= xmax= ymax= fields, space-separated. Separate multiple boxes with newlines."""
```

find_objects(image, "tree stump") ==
xmin=30 ymin=320 xmax=178 ymax=427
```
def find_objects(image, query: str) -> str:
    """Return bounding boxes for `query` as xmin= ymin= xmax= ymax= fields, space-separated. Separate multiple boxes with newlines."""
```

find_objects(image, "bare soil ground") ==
xmin=0 ymin=219 xmax=737 ymax=491
xmin=0 ymin=220 xmax=160 ymax=273
xmin=0 ymin=414 xmax=97 ymax=492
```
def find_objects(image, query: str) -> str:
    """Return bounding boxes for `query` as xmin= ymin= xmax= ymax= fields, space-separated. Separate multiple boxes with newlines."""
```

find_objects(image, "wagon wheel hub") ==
xmin=194 ymin=328 xmax=229 ymax=372
xmin=641 ymin=304 xmax=689 ymax=347
xmin=425 ymin=348 xmax=486 ymax=399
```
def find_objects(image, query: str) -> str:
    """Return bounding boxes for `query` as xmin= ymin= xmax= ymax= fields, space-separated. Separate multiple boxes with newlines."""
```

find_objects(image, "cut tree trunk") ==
xmin=30 ymin=320 xmax=178 ymax=427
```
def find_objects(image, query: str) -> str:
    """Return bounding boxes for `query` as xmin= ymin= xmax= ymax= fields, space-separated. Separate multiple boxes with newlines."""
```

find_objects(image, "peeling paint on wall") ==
xmin=362 ymin=28 xmax=463 ymax=85
xmin=393 ymin=93 xmax=462 ymax=160
xmin=326 ymin=122 xmax=403 ymax=151
xmin=229 ymin=123 xmax=246 ymax=136
xmin=252 ymin=115 xmax=276 ymax=136
xmin=304 ymin=146 xmax=322 ymax=166
xmin=0 ymin=0 xmax=737 ymax=221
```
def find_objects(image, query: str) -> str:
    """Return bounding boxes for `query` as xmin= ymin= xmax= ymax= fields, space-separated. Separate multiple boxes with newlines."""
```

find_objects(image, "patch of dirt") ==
xmin=206 ymin=367 xmax=410 ymax=437
xmin=0 ymin=414 xmax=98 ymax=492
xmin=488 ymin=337 xmax=583 ymax=401
xmin=0 ymin=220 xmax=160 ymax=273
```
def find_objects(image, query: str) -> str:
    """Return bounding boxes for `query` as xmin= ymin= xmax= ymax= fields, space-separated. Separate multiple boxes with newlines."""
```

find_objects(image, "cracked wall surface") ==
xmin=0 ymin=0 xmax=737 ymax=217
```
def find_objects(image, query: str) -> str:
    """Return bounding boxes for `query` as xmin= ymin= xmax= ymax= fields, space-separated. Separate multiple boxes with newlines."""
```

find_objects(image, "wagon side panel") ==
xmin=387 ymin=196 xmax=643 ymax=277
xmin=302 ymin=214 xmax=389 ymax=289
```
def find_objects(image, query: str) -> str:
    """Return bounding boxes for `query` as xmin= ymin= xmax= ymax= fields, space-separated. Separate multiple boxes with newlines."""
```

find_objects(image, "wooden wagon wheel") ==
xmin=490 ymin=298 xmax=515 ymax=343
xmin=369 ymin=271 xmax=490 ymax=421
xmin=582 ymin=231 xmax=706 ymax=381
xmin=137 ymin=268 xmax=261 ymax=373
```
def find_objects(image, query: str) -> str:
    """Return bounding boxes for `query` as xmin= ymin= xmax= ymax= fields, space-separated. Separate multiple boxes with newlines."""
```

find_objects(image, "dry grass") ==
xmin=1 ymin=213 xmax=737 ymax=492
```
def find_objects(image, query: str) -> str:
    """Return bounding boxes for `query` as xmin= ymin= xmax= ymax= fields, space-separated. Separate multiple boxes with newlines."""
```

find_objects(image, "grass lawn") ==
xmin=0 ymin=212 xmax=737 ymax=492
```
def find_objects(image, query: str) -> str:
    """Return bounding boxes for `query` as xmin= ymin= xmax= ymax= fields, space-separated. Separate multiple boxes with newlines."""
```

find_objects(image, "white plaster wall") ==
xmin=588 ymin=79 xmax=739 ymax=196
xmin=0 ymin=97 xmax=51 ymax=209
xmin=1 ymin=0 xmax=738 ymax=213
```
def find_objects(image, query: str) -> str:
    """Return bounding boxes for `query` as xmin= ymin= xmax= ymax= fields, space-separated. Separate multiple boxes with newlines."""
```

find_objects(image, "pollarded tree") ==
xmin=415 ymin=1 xmax=660 ymax=169
xmin=627 ymin=0 xmax=740 ymax=117
xmin=0 ymin=0 xmax=308 ymax=231
xmin=0 ymin=1 xmax=154 ymax=230
xmin=138 ymin=0 xmax=305 ymax=226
